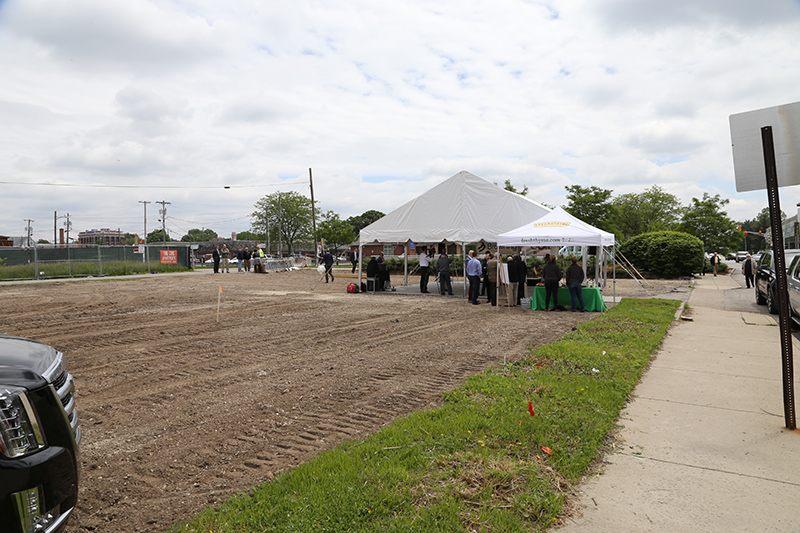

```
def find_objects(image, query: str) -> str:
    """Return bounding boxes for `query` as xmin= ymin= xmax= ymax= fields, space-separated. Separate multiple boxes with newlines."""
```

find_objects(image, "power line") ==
xmin=0 ymin=180 xmax=305 ymax=189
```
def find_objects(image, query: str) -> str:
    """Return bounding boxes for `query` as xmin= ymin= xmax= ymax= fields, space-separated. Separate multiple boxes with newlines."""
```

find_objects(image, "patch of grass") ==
xmin=0 ymin=260 xmax=189 ymax=280
xmin=173 ymin=298 xmax=679 ymax=533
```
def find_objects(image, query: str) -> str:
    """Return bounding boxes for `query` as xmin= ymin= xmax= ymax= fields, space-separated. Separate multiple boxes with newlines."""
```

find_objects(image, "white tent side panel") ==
xmin=360 ymin=171 xmax=550 ymax=244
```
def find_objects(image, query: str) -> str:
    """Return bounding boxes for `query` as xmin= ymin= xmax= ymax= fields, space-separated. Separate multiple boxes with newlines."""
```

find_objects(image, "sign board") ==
xmin=160 ymin=250 xmax=177 ymax=264
xmin=730 ymin=101 xmax=800 ymax=192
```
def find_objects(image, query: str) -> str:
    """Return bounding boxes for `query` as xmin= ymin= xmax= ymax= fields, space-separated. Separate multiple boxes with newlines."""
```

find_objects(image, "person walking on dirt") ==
xmin=212 ymin=245 xmax=220 ymax=274
xmin=323 ymin=250 xmax=335 ymax=283
xmin=221 ymin=244 xmax=231 ymax=273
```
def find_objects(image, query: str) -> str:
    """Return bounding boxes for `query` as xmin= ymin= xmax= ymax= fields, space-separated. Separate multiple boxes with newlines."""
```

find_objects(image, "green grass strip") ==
xmin=173 ymin=298 xmax=680 ymax=533
xmin=0 ymin=260 xmax=189 ymax=280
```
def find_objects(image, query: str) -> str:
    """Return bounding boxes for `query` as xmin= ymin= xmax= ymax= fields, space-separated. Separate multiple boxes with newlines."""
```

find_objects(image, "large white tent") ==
xmin=497 ymin=206 xmax=615 ymax=247
xmin=358 ymin=170 xmax=550 ymax=289
xmin=359 ymin=171 xmax=550 ymax=245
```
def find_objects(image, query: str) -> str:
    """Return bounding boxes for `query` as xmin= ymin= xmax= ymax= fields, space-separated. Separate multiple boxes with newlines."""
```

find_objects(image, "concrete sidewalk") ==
xmin=560 ymin=273 xmax=800 ymax=532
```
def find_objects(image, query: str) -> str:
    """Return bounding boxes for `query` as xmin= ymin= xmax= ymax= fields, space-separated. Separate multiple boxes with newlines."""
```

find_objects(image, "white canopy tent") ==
xmin=358 ymin=170 xmax=550 ymax=288
xmin=498 ymin=206 xmax=617 ymax=300
xmin=497 ymin=206 xmax=615 ymax=248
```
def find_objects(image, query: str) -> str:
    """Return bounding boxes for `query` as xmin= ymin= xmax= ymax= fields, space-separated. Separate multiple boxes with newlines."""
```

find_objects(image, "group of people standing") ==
xmin=211 ymin=244 xmax=267 ymax=273
xmin=463 ymin=251 xmax=529 ymax=306
xmin=366 ymin=252 xmax=393 ymax=291
xmin=541 ymin=254 xmax=587 ymax=312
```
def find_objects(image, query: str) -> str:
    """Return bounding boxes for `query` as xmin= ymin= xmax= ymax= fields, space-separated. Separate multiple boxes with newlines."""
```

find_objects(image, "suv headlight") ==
xmin=0 ymin=386 xmax=46 ymax=458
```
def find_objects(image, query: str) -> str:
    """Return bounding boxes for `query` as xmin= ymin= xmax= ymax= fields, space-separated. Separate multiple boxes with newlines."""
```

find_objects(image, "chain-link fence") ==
xmin=0 ymin=245 xmax=192 ymax=280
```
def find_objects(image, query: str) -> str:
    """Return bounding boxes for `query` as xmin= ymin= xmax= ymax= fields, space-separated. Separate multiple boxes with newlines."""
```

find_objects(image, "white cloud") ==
xmin=1 ymin=0 xmax=800 ymax=242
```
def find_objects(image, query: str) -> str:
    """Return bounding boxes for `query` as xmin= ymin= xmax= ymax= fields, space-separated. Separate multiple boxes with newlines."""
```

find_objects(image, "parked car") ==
xmin=785 ymin=256 xmax=800 ymax=325
xmin=755 ymin=250 xmax=800 ymax=314
xmin=0 ymin=335 xmax=81 ymax=533
xmin=735 ymin=251 xmax=749 ymax=262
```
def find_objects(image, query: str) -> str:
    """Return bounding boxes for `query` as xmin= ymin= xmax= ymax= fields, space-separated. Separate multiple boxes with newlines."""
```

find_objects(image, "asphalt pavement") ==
xmin=560 ymin=264 xmax=800 ymax=533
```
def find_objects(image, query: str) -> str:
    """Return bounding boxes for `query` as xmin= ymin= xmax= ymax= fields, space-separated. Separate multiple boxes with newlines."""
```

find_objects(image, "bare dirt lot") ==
xmin=0 ymin=269 xmax=688 ymax=533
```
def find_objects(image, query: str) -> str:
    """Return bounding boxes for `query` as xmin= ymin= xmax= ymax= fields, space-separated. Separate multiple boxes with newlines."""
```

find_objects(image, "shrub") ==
xmin=620 ymin=231 xmax=704 ymax=278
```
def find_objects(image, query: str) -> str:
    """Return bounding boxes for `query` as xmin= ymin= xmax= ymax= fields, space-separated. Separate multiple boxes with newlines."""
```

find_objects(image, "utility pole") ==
xmin=54 ymin=211 xmax=57 ymax=246
xmin=265 ymin=202 xmax=270 ymax=256
xmin=139 ymin=201 xmax=151 ymax=269
xmin=277 ymin=193 xmax=282 ymax=257
xmin=63 ymin=213 xmax=71 ymax=245
xmin=156 ymin=200 xmax=171 ymax=245
xmin=309 ymin=168 xmax=317 ymax=262
xmin=24 ymin=219 xmax=34 ymax=247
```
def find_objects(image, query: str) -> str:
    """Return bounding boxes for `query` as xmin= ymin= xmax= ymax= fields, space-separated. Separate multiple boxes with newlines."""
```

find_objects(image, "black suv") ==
xmin=0 ymin=335 xmax=81 ymax=533
xmin=755 ymin=250 xmax=800 ymax=314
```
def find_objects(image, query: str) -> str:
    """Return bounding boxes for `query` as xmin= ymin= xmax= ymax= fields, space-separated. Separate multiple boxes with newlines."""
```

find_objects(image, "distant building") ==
xmin=0 ymin=235 xmax=13 ymax=247
xmin=78 ymin=228 xmax=125 ymax=246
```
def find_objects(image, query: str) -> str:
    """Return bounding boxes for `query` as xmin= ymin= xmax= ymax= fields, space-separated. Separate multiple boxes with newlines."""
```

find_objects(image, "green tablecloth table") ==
xmin=531 ymin=286 xmax=606 ymax=312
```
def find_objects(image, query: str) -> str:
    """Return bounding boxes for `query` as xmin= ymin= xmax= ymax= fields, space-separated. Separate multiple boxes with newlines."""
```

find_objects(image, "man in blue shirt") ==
xmin=466 ymin=250 xmax=482 ymax=305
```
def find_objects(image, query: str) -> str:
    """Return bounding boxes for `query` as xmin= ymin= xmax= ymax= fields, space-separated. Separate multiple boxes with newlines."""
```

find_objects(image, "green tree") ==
xmin=234 ymin=230 xmax=264 ymax=241
xmin=124 ymin=233 xmax=138 ymax=245
xmin=146 ymin=229 xmax=170 ymax=243
xmin=346 ymin=210 xmax=385 ymax=234
xmin=501 ymin=179 xmax=528 ymax=196
xmin=181 ymin=228 xmax=218 ymax=242
xmin=318 ymin=211 xmax=356 ymax=255
xmin=251 ymin=191 xmax=314 ymax=254
xmin=564 ymin=185 xmax=617 ymax=233
xmin=37 ymin=239 xmax=50 ymax=244
xmin=612 ymin=185 xmax=682 ymax=241
xmin=679 ymin=193 xmax=739 ymax=253
xmin=741 ymin=207 xmax=786 ymax=251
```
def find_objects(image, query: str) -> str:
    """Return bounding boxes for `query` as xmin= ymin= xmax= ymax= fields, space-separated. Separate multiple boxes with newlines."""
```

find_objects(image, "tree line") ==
xmin=151 ymin=184 xmax=777 ymax=256
xmin=562 ymin=184 xmax=776 ymax=253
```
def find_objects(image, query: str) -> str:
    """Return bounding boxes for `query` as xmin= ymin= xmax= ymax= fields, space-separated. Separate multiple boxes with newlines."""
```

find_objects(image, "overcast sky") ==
xmin=2 ymin=0 xmax=800 ymax=243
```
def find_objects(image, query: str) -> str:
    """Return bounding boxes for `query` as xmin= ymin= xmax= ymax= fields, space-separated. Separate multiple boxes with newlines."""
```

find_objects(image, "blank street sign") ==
xmin=730 ymin=101 xmax=800 ymax=192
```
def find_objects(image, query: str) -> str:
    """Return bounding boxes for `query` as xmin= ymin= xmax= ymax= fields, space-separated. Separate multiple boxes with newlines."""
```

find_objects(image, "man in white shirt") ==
xmin=419 ymin=248 xmax=431 ymax=293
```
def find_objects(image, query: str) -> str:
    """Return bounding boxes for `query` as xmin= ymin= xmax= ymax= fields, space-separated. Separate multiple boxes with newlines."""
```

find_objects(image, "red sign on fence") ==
xmin=160 ymin=250 xmax=177 ymax=264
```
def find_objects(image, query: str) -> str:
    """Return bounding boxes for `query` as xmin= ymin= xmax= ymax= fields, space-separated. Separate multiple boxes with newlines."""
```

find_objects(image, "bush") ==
xmin=620 ymin=231 xmax=704 ymax=278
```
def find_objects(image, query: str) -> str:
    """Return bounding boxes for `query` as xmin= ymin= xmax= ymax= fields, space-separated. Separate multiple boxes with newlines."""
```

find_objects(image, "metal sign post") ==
xmin=730 ymin=101 xmax=800 ymax=430
xmin=762 ymin=126 xmax=796 ymax=430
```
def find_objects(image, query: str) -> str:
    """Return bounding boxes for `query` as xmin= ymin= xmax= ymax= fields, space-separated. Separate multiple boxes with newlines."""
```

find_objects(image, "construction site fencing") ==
xmin=0 ymin=245 xmax=192 ymax=281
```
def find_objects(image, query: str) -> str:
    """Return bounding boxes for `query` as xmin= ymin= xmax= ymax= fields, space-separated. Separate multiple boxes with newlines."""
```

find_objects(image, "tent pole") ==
xmin=404 ymin=241 xmax=409 ymax=286
xmin=358 ymin=242 xmax=363 ymax=287
xmin=496 ymin=250 xmax=500 ymax=312
xmin=582 ymin=246 xmax=587 ymax=277
xmin=462 ymin=243 xmax=467 ymax=299
xmin=612 ymin=246 xmax=616 ymax=304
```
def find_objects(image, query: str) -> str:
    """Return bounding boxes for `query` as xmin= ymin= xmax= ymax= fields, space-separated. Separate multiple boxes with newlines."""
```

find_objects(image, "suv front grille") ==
xmin=52 ymin=369 xmax=80 ymax=445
